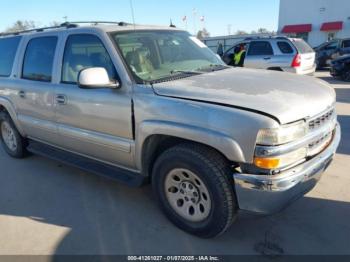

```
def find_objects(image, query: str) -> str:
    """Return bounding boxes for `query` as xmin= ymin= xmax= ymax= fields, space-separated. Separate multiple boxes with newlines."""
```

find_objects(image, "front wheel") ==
xmin=152 ymin=143 xmax=237 ymax=238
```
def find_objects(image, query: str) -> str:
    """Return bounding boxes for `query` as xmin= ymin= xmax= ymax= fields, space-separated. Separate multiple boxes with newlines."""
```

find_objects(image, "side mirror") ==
xmin=78 ymin=67 xmax=120 ymax=89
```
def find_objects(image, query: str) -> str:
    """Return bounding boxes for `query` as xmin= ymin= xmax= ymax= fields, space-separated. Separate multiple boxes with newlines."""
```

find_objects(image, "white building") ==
xmin=279 ymin=0 xmax=350 ymax=47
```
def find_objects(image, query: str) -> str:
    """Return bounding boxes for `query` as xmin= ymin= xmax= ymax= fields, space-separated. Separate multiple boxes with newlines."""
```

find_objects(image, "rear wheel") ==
xmin=0 ymin=112 xmax=27 ymax=158
xmin=152 ymin=143 xmax=237 ymax=238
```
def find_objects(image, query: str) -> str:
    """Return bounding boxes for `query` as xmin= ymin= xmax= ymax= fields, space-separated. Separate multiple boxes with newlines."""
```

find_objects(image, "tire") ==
xmin=152 ymin=143 xmax=237 ymax=238
xmin=0 ymin=112 xmax=27 ymax=158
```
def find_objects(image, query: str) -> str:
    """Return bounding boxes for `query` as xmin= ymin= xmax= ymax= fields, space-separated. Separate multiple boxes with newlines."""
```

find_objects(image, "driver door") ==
xmin=54 ymin=33 xmax=135 ymax=168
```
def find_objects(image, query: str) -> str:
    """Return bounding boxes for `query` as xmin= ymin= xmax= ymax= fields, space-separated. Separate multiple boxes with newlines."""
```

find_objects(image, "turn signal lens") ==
xmin=254 ymin=157 xmax=280 ymax=169
xmin=254 ymin=147 xmax=307 ymax=170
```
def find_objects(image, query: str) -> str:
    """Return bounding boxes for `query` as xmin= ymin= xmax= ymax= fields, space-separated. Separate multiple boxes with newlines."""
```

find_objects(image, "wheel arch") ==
xmin=0 ymin=97 xmax=25 ymax=136
xmin=136 ymin=120 xmax=245 ymax=177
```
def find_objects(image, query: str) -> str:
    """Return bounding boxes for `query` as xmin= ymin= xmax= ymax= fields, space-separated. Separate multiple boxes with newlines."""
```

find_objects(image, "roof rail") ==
xmin=65 ymin=21 xmax=130 ymax=26
xmin=243 ymin=35 xmax=287 ymax=41
xmin=0 ymin=23 xmax=78 ymax=37
xmin=0 ymin=21 xmax=129 ymax=37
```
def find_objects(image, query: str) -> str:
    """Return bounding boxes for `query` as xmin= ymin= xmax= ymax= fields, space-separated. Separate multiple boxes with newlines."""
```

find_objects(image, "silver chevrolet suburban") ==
xmin=0 ymin=22 xmax=341 ymax=238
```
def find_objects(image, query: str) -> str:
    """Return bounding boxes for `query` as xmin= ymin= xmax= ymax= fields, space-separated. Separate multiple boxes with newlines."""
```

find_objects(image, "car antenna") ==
xmin=170 ymin=19 xmax=176 ymax=28
xmin=129 ymin=0 xmax=136 ymax=30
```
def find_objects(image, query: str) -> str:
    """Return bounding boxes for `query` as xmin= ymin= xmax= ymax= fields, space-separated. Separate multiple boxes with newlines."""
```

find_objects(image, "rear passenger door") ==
xmin=54 ymin=34 xmax=134 ymax=168
xmin=274 ymin=41 xmax=296 ymax=68
xmin=13 ymin=35 xmax=60 ymax=144
xmin=244 ymin=41 xmax=274 ymax=69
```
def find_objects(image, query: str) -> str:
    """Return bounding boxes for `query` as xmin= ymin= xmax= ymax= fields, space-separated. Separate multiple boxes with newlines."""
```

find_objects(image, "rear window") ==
xmin=342 ymin=40 xmax=350 ymax=48
xmin=247 ymin=41 xmax=273 ymax=56
xmin=0 ymin=37 xmax=21 ymax=77
xmin=277 ymin=41 xmax=294 ymax=54
xmin=291 ymin=39 xmax=314 ymax=54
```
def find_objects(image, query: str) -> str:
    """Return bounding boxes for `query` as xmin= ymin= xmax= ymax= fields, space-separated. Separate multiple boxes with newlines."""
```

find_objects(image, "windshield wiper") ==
xmin=170 ymin=70 xmax=203 ymax=75
xmin=198 ymin=64 xmax=230 ymax=72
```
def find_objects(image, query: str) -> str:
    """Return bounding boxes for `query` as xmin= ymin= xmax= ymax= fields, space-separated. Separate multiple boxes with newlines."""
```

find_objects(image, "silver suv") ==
xmin=222 ymin=36 xmax=316 ymax=75
xmin=0 ymin=22 xmax=340 ymax=238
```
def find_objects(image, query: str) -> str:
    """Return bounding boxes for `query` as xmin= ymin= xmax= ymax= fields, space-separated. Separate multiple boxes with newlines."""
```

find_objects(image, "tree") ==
xmin=257 ymin=28 xmax=269 ymax=34
xmin=235 ymin=30 xmax=248 ymax=35
xmin=5 ymin=20 xmax=36 ymax=33
xmin=196 ymin=28 xmax=210 ymax=40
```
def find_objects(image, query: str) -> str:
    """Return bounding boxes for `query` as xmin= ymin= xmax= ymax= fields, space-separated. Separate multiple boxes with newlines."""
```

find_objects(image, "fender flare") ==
xmin=135 ymin=120 xmax=246 ymax=171
xmin=0 ymin=97 xmax=26 ymax=136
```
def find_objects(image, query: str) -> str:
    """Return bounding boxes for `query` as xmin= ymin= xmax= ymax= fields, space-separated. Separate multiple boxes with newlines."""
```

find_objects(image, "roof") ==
xmin=321 ymin=21 xmax=343 ymax=31
xmin=282 ymin=24 xmax=312 ymax=34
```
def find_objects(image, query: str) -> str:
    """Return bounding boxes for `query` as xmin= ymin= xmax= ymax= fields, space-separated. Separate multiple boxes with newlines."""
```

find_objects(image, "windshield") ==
xmin=112 ymin=30 xmax=226 ymax=83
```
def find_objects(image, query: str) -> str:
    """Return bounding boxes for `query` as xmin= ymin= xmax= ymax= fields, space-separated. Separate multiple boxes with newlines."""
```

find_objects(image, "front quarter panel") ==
xmin=133 ymin=84 xmax=279 ymax=171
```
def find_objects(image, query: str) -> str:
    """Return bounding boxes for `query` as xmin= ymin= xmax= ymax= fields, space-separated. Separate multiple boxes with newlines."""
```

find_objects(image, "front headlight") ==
xmin=256 ymin=121 xmax=307 ymax=146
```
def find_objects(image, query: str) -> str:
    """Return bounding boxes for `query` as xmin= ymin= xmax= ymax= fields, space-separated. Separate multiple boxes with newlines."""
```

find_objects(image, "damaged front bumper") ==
xmin=233 ymin=123 xmax=341 ymax=214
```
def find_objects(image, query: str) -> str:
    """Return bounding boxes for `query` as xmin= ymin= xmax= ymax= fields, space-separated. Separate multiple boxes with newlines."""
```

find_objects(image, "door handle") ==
xmin=18 ymin=90 xmax=26 ymax=98
xmin=55 ymin=94 xmax=67 ymax=105
xmin=263 ymin=57 xmax=271 ymax=60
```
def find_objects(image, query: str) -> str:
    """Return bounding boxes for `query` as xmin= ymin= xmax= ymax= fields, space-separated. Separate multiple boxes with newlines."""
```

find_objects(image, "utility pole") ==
xmin=63 ymin=16 xmax=68 ymax=22
xmin=227 ymin=24 xmax=232 ymax=35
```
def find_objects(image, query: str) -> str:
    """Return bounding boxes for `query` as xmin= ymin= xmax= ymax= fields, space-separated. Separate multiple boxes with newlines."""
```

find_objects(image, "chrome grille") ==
xmin=308 ymin=131 xmax=333 ymax=156
xmin=308 ymin=108 xmax=335 ymax=131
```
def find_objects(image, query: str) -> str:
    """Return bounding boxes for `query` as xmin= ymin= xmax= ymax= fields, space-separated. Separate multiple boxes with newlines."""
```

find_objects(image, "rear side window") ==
xmin=342 ymin=40 xmax=350 ymax=48
xmin=0 ymin=37 xmax=21 ymax=77
xmin=277 ymin=41 xmax=294 ymax=54
xmin=22 ymin=36 xmax=57 ymax=82
xmin=248 ymin=41 xmax=273 ymax=56
xmin=291 ymin=39 xmax=313 ymax=54
xmin=62 ymin=34 xmax=117 ymax=83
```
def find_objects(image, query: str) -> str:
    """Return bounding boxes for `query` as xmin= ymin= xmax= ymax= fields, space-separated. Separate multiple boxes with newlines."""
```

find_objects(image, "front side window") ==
xmin=0 ymin=36 xmax=21 ymax=77
xmin=22 ymin=36 xmax=57 ymax=82
xmin=248 ymin=41 xmax=274 ymax=56
xmin=62 ymin=34 xmax=117 ymax=83
xmin=325 ymin=42 xmax=338 ymax=50
xmin=112 ymin=30 xmax=225 ymax=83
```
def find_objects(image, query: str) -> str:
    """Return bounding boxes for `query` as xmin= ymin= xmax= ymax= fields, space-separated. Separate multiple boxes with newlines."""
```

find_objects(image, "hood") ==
xmin=152 ymin=68 xmax=335 ymax=124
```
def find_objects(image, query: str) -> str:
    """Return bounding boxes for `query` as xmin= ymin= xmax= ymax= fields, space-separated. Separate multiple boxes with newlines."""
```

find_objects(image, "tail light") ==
xmin=291 ymin=54 xmax=301 ymax=68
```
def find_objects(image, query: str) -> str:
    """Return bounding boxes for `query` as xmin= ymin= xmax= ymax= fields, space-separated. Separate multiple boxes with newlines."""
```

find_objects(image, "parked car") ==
xmin=330 ymin=54 xmax=350 ymax=82
xmin=315 ymin=38 xmax=350 ymax=68
xmin=0 ymin=22 xmax=340 ymax=238
xmin=220 ymin=36 xmax=316 ymax=75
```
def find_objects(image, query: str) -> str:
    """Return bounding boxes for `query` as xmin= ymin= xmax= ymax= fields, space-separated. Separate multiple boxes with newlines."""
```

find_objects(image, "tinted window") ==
xmin=342 ymin=40 xmax=350 ymax=48
xmin=291 ymin=39 xmax=313 ymax=54
xmin=324 ymin=42 xmax=338 ymax=50
xmin=62 ymin=34 xmax=117 ymax=83
xmin=0 ymin=37 xmax=21 ymax=77
xmin=248 ymin=41 xmax=273 ymax=56
xmin=22 ymin=37 xmax=57 ymax=82
xmin=277 ymin=41 xmax=294 ymax=54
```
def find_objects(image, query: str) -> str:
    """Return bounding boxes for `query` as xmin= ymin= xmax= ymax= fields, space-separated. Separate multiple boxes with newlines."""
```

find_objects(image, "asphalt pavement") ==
xmin=0 ymin=71 xmax=349 ymax=257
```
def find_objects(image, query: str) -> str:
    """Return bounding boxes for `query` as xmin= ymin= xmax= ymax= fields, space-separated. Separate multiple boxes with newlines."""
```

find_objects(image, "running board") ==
xmin=27 ymin=140 xmax=147 ymax=187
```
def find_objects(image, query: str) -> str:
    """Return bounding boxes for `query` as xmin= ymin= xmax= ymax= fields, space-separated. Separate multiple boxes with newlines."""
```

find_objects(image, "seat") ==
xmin=64 ymin=54 xmax=93 ymax=83
xmin=125 ymin=49 xmax=154 ymax=75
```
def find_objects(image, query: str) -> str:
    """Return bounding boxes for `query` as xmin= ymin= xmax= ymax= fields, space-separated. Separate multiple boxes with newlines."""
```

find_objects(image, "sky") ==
xmin=0 ymin=0 xmax=280 ymax=36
